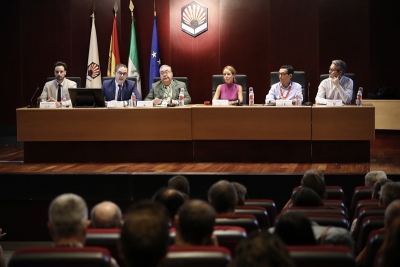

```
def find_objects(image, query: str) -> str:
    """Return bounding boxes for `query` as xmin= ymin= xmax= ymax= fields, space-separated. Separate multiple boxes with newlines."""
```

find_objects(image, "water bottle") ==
xmin=356 ymin=87 xmax=363 ymax=106
xmin=61 ymin=93 xmax=66 ymax=108
xmin=179 ymin=88 xmax=185 ymax=106
xmin=131 ymin=93 xmax=137 ymax=107
xmin=249 ymin=87 xmax=254 ymax=106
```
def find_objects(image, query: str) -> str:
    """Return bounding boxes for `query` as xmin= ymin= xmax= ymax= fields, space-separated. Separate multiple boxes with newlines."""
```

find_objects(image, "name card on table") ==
xmin=107 ymin=101 xmax=124 ymax=108
xmin=40 ymin=102 xmax=56 ymax=108
xmin=326 ymin=100 xmax=343 ymax=106
xmin=212 ymin=100 xmax=229 ymax=106
xmin=276 ymin=100 xmax=292 ymax=106
xmin=137 ymin=101 xmax=154 ymax=107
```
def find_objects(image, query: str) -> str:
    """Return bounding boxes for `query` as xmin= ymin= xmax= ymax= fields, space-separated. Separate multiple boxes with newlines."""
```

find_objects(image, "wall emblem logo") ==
xmin=181 ymin=1 xmax=208 ymax=37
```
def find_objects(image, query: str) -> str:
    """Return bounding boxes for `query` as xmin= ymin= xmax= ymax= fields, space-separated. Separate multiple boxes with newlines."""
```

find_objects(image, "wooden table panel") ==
xmin=17 ymin=107 xmax=192 ymax=141
xmin=363 ymin=100 xmax=400 ymax=130
xmin=312 ymin=104 xmax=375 ymax=140
xmin=191 ymin=105 xmax=311 ymax=140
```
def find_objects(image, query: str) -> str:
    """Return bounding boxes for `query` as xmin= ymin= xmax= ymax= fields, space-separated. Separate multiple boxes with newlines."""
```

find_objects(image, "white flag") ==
xmin=86 ymin=14 xmax=102 ymax=88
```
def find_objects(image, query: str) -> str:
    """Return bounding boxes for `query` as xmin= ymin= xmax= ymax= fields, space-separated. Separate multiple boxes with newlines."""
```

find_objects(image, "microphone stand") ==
xmin=304 ymin=82 xmax=312 ymax=106
xmin=27 ymin=87 xmax=40 ymax=108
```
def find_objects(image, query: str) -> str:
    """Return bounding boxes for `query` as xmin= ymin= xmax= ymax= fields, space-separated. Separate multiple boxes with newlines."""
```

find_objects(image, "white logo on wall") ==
xmin=181 ymin=1 xmax=208 ymax=37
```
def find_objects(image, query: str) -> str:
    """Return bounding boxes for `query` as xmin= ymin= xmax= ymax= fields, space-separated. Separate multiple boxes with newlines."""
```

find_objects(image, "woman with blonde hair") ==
xmin=213 ymin=65 xmax=243 ymax=105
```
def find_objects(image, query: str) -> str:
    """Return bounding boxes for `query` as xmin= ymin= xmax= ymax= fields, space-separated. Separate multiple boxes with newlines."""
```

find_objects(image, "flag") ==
xmin=128 ymin=17 xmax=141 ymax=95
xmin=107 ymin=16 xmax=121 ymax=77
xmin=86 ymin=13 xmax=102 ymax=88
xmin=149 ymin=15 xmax=161 ymax=91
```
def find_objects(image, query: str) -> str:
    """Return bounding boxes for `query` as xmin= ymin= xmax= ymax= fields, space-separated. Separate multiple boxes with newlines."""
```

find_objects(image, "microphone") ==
xmin=27 ymin=87 xmax=40 ymax=108
xmin=304 ymin=82 xmax=312 ymax=106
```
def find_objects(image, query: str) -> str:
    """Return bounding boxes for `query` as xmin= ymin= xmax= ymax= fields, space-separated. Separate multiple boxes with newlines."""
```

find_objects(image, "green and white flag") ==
xmin=128 ymin=2 xmax=141 ymax=95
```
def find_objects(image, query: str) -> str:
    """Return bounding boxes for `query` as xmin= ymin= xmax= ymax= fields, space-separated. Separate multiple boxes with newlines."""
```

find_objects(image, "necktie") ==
xmin=57 ymin=84 xmax=61 ymax=102
xmin=165 ymin=86 xmax=171 ymax=100
xmin=117 ymin=84 xmax=122 ymax=101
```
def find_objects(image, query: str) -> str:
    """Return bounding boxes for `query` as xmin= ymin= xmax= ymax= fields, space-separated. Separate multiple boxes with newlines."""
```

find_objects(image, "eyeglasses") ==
xmin=116 ymin=71 xmax=127 ymax=76
xmin=278 ymin=72 xmax=288 ymax=76
xmin=160 ymin=70 xmax=171 ymax=76
xmin=329 ymin=68 xmax=339 ymax=72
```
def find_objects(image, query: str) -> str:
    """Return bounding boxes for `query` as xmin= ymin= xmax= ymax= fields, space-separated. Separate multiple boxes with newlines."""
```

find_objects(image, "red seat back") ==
xmin=162 ymin=246 xmax=231 ymax=267
xmin=215 ymin=214 xmax=259 ymax=234
xmin=85 ymin=228 xmax=121 ymax=266
xmin=244 ymin=199 xmax=277 ymax=227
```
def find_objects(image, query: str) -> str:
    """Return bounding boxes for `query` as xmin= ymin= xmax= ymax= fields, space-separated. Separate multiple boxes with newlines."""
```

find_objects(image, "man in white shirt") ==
xmin=315 ymin=59 xmax=353 ymax=105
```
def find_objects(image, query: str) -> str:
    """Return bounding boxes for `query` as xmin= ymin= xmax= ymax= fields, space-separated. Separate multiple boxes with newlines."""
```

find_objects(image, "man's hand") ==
xmin=153 ymin=98 xmax=163 ymax=105
xmin=48 ymin=97 xmax=61 ymax=107
xmin=332 ymin=76 xmax=340 ymax=88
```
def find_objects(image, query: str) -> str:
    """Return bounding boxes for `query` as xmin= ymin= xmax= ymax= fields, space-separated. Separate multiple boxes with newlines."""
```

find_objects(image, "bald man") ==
xmin=90 ymin=201 xmax=123 ymax=228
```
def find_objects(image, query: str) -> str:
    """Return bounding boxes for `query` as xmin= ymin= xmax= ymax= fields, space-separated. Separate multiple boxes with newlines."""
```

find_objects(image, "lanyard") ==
xmin=280 ymin=82 xmax=292 ymax=98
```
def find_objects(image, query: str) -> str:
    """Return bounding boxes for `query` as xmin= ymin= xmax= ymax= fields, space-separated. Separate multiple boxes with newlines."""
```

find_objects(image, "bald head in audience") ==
xmin=90 ymin=201 xmax=122 ymax=228
xmin=47 ymin=193 xmax=89 ymax=245
xmin=365 ymin=171 xmax=387 ymax=186
xmin=152 ymin=187 xmax=185 ymax=221
xmin=208 ymin=180 xmax=237 ymax=214
xmin=175 ymin=200 xmax=217 ymax=246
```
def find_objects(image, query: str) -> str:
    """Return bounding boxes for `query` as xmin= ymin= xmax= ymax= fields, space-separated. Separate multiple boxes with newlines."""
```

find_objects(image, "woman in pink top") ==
xmin=213 ymin=65 xmax=243 ymax=105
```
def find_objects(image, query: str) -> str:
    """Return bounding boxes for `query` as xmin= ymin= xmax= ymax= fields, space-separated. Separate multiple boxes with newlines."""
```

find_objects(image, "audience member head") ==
xmin=380 ymin=182 xmax=400 ymax=206
xmin=208 ymin=180 xmax=237 ymax=214
xmin=120 ymin=200 xmax=169 ymax=267
xmin=372 ymin=179 xmax=392 ymax=199
xmin=222 ymin=65 xmax=237 ymax=84
xmin=90 ymin=201 xmax=122 ymax=228
xmin=384 ymin=200 xmax=400 ymax=228
xmin=378 ymin=216 xmax=400 ymax=267
xmin=301 ymin=169 xmax=327 ymax=199
xmin=232 ymin=182 xmax=248 ymax=206
xmin=168 ymin=175 xmax=190 ymax=198
xmin=152 ymin=187 xmax=185 ymax=221
xmin=47 ymin=193 xmax=89 ymax=244
xmin=175 ymin=200 xmax=216 ymax=246
xmin=229 ymin=230 xmax=295 ymax=267
xmin=275 ymin=212 xmax=316 ymax=246
xmin=365 ymin=171 xmax=387 ymax=186
xmin=292 ymin=187 xmax=324 ymax=207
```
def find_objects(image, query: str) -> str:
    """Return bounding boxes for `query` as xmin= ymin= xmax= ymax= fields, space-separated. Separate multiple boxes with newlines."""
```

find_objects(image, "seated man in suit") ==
xmin=315 ymin=59 xmax=353 ymax=105
xmin=102 ymin=64 xmax=142 ymax=103
xmin=39 ymin=61 xmax=77 ymax=107
xmin=265 ymin=65 xmax=303 ymax=105
xmin=145 ymin=65 xmax=191 ymax=105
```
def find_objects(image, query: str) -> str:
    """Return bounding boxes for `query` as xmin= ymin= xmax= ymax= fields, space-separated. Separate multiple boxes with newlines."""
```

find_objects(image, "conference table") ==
xmin=16 ymin=104 xmax=374 ymax=163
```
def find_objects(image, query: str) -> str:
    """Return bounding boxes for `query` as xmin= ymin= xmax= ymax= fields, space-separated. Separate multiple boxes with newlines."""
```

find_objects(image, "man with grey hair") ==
xmin=90 ymin=201 xmax=123 ymax=228
xmin=315 ymin=59 xmax=353 ymax=105
xmin=145 ymin=64 xmax=191 ymax=105
xmin=365 ymin=171 xmax=387 ymax=186
xmin=380 ymin=182 xmax=400 ymax=206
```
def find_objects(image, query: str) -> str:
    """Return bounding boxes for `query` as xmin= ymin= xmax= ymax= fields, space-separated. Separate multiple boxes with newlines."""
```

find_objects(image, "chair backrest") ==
xmin=287 ymin=245 xmax=356 ymax=267
xmin=215 ymin=214 xmax=259 ymax=234
xmin=363 ymin=228 xmax=386 ymax=267
xmin=305 ymin=213 xmax=350 ymax=229
xmin=319 ymin=73 xmax=356 ymax=104
xmin=85 ymin=228 xmax=122 ymax=266
xmin=9 ymin=246 xmax=112 ymax=267
xmin=212 ymin=75 xmax=247 ymax=104
xmin=161 ymin=246 xmax=231 ymax=267
xmin=350 ymin=186 xmax=373 ymax=220
xmin=153 ymin=77 xmax=188 ymax=90
xmin=283 ymin=206 xmax=348 ymax=218
xmin=102 ymin=76 xmax=137 ymax=84
xmin=270 ymin=71 xmax=306 ymax=102
xmin=356 ymin=215 xmax=384 ymax=254
xmin=353 ymin=199 xmax=380 ymax=222
xmin=291 ymin=185 xmax=345 ymax=202
xmin=47 ymin=77 xmax=82 ymax=87
xmin=244 ymin=199 xmax=277 ymax=227
xmin=322 ymin=199 xmax=347 ymax=214
xmin=235 ymin=205 xmax=269 ymax=229
xmin=353 ymin=206 xmax=386 ymax=243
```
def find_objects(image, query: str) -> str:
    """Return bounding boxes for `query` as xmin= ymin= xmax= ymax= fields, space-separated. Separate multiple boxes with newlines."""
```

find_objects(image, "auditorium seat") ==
xmin=350 ymin=186 xmax=373 ymax=220
xmin=168 ymin=226 xmax=246 ymax=257
xmin=8 ymin=246 xmax=112 ymax=267
xmin=287 ymin=245 xmax=355 ymax=267
xmin=244 ymin=199 xmax=277 ymax=227
xmin=352 ymin=206 xmax=386 ymax=244
xmin=304 ymin=213 xmax=350 ymax=229
xmin=85 ymin=228 xmax=122 ymax=266
xmin=211 ymin=75 xmax=247 ymax=104
xmin=363 ymin=229 xmax=386 ymax=267
xmin=356 ymin=215 xmax=384 ymax=254
xmin=282 ymin=206 xmax=348 ymax=218
xmin=161 ymin=246 xmax=231 ymax=267
xmin=352 ymin=199 xmax=380 ymax=221
xmin=291 ymin=185 xmax=345 ymax=202
xmin=215 ymin=214 xmax=259 ymax=234
xmin=323 ymin=199 xmax=348 ymax=216
xmin=235 ymin=205 xmax=269 ymax=229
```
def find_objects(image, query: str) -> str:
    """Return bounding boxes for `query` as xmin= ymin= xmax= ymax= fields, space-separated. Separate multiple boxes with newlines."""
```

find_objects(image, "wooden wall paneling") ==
xmin=318 ymin=0 xmax=370 ymax=95
xmin=269 ymin=0 xmax=319 ymax=103
xmin=219 ymin=0 xmax=270 ymax=104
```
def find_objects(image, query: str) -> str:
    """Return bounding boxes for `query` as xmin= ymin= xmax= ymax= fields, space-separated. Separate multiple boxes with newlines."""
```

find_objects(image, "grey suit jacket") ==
xmin=144 ymin=79 xmax=191 ymax=104
xmin=40 ymin=78 xmax=77 ymax=101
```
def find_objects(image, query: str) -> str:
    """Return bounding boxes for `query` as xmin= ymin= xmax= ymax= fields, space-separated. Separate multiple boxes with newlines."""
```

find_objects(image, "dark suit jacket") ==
xmin=102 ymin=78 xmax=142 ymax=101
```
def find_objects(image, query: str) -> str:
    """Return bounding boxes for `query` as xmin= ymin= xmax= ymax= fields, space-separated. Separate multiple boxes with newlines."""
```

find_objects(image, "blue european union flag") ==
xmin=149 ymin=15 xmax=161 ymax=92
